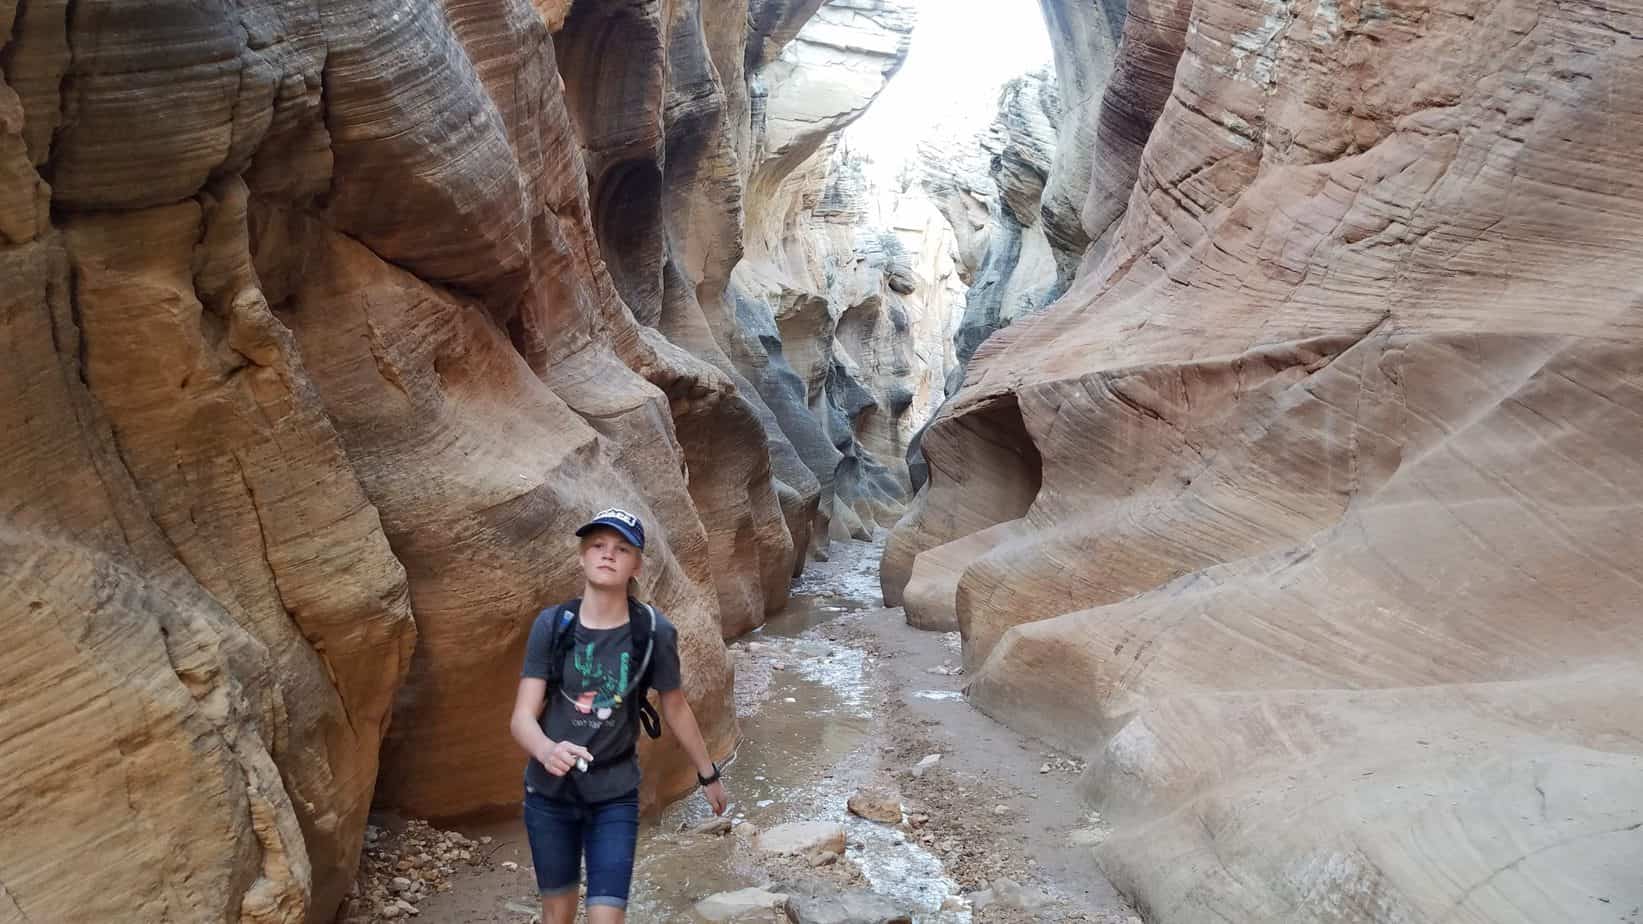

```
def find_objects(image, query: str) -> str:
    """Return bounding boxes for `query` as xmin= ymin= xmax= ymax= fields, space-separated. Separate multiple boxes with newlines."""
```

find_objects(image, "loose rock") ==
xmin=971 ymin=877 xmax=1052 ymax=912
xmin=755 ymin=822 xmax=847 ymax=857
xmin=847 ymin=788 xmax=903 ymax=824
xmin=690 ymin=816 xmax=734 ymax=837
xmin=695 ymin=887 xmax=790 ymax=921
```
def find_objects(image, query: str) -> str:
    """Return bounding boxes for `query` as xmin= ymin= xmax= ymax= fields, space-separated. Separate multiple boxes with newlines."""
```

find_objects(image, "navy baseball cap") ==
xmin=575 ymin=507 xmax=645 ymax=550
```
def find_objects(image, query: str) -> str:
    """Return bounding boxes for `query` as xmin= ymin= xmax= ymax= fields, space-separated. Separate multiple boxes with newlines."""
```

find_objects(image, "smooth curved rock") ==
xmin=890 ymin=0 xmax=1643 ymax=918
xmin=880 ymin=394 xmax=1041 ymax=607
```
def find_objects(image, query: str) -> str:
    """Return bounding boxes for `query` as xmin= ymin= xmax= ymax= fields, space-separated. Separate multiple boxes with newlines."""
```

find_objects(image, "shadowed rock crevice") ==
xmin=593 ymin=158 xmax=667 ymax=326
xmin=884 ymin=393 xmax=1042 ymax=616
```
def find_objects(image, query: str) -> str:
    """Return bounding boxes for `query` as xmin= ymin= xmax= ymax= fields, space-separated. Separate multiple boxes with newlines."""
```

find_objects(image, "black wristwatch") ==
xmin=697 ymin=763 xmax=721 ymax=786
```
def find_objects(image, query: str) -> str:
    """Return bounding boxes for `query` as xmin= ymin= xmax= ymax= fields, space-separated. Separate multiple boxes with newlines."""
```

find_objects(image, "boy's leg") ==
xmin=542 ymin=891 xmax=580 ymax=924
xmin=582 ymin=790 xmax=640 ymax=924
xmin=522 ymin=789 xmax=586 ymax=924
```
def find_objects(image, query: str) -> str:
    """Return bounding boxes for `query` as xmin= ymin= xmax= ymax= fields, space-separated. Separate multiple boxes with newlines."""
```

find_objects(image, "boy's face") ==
xmin=579 ymin=527 xmax=642 ymax=590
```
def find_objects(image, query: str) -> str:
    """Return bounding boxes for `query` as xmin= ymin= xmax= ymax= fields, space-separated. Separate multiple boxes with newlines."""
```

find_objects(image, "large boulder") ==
xmin=888 ymin=0 xmax=1643 ymax=919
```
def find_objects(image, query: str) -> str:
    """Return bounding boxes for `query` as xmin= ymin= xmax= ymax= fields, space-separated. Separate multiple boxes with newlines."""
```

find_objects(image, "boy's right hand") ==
xmin=537 ymin=740 xmax=594 ymax=777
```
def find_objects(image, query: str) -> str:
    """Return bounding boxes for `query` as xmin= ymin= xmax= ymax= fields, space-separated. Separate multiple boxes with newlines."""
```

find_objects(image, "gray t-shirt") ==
xmin=521 ymin=601 xmax=682 ymax=803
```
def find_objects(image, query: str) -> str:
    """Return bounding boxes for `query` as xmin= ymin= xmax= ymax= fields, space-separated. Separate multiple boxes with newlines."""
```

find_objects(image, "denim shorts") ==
xmin=522 ymin=785 xmax=640 ymax=907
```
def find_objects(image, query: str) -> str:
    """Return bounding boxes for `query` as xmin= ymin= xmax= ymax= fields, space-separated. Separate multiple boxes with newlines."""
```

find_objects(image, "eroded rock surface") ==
xmin=728 ymin=1 xmax=963 ymax=550
xmin=0 ymin=0 xmax=936 ymax=920
xmin=888 ymin=0 xmax=1643 ymax=919
xmin=913 ymin=0 xmax=1128 ymax=388
xmin=919 ymin=70 xmax=1065 ymax=374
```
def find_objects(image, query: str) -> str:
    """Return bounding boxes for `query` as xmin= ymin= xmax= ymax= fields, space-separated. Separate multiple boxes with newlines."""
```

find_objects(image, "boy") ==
xmin=510 ymin=507 xmax=729 ymax=923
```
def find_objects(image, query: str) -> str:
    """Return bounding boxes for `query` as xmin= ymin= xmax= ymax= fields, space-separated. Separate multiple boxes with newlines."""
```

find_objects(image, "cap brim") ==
xmin=575 ymin=519 xmax=644 ymax=548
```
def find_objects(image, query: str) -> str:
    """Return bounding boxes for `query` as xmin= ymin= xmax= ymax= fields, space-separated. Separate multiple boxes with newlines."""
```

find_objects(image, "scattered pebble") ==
xmin=337 ymin=819 xmax=487 ymax=922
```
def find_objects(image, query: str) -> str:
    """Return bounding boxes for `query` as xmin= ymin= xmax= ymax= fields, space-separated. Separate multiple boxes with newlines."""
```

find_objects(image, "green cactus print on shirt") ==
xmin=573 ymin=642 xmax=631 ymax=710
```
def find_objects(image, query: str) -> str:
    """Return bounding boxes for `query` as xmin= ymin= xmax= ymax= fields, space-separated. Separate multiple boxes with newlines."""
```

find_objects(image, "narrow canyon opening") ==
xmin=3 ymin=0 xmax=1641 ymax=921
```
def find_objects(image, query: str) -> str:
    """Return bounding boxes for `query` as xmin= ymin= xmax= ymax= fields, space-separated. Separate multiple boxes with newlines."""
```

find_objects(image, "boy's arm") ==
xmin=659 ymin=689 xmax=727 ymax=814
xmin=511 ymin=678 xmax=555 ymax=763
xmin=512 ymin=679 xmax=593 ymax=775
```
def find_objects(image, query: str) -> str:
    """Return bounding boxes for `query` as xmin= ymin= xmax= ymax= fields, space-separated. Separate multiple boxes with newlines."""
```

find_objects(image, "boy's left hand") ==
xmin=703 ymin=779 xmax=727 ymax=815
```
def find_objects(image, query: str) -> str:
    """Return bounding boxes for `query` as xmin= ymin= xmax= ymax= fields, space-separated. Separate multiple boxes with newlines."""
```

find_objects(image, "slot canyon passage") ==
xmin=3 ymin=0 xmax=1643 ymax=918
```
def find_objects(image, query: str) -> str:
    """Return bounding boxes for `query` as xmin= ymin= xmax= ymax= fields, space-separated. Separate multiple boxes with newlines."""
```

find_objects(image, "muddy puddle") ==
xmin=423 ymin=540 xmax=969 ymax=921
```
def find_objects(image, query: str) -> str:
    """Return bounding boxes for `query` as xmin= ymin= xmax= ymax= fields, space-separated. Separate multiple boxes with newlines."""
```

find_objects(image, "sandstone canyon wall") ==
xmin=889 ymin=0 xmax=1643 ymax=919
xmin=726 ymin=0 xmax=964 ymax=549
xmin=920 ymin=69 xmax=1067 ymax=372
xmin=0 ymin=0 xmax=933 ymax=921
xmin=915 ymin=0 xmax=1127 ymax=383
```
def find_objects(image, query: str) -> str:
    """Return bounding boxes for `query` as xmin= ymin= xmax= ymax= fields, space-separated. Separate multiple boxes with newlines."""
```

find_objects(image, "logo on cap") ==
xmin=592 ymin=507 xmax=639 ymax=527
xmin=576 ymin=506 xmax=646 ymax=549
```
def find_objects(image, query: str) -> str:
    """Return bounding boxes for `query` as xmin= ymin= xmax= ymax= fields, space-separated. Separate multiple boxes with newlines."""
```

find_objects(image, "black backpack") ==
xmin=542 ymin=597 xmax=663 ymax=742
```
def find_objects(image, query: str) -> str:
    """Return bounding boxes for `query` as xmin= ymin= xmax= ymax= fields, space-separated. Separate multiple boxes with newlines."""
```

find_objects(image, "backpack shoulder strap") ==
xmin=626 ymin=600 xmax=662 ymax=739
xmin=629 ymin=600 xmax=656 ymax=672
xmin=543 ymin=599 xmax=580 ymax=689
